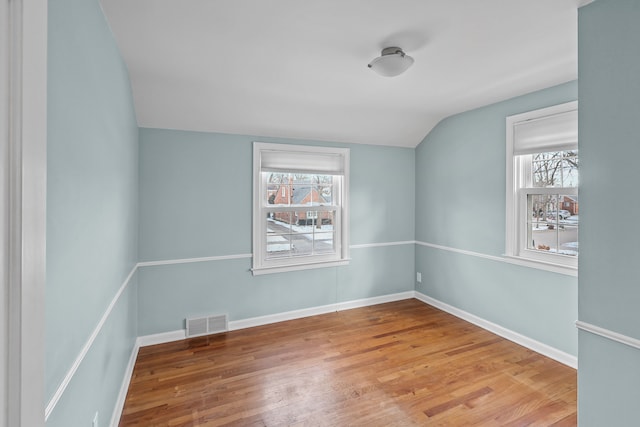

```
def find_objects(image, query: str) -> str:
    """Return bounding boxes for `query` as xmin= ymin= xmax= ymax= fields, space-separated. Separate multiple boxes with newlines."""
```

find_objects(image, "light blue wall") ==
xmin=415 ymin=81 xmax=579 ymax=356
xmin=578 ymin=1 xmax=640 ymax=425
xmin=137 ymin=129 xmax=415 ymax=335
xmin=44 ymin=1 xmax=597 ymax=422
xmin=46 ymin=0 xmax=139 ymax=424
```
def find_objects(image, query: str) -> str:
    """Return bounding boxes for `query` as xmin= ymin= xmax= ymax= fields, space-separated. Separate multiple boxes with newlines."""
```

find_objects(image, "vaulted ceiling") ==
xmin=101 ymin=0 xmax=580 ymax=148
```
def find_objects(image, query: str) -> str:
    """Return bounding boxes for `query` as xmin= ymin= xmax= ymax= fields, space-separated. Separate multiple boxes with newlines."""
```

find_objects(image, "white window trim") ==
xmin=252 ymin=142 xmax=350 ymax=275
xmin=505 ymin=101 xmax=578 ymax=276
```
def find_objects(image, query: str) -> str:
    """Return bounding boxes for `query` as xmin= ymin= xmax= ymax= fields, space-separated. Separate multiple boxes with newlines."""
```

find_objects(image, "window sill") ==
xmin=251 ymin=259 xmax=350 ymax=276
xmin=501 ymin=254 xmax=578 ymax=277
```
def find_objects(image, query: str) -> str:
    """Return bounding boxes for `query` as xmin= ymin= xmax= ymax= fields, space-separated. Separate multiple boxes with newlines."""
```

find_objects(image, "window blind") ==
xmin=260 ymin=149 xmax=345 ymax=175
xmin=513 ymin=109 xmax=578 ymax=155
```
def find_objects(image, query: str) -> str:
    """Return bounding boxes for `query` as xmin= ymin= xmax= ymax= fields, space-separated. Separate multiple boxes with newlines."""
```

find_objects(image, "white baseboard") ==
xmin=228 ymin=303 xmax=338 ymax=330
xmin=229 ymin=291 xmax=416 ymax=331
xmin=109 ymin=330 xmax=186 ymax=427
xmin=133 ymin=291 xmax=576 ymax=370
xmin=136 ymin=329 xmax=186 ymax=347
xmin=414 ymin=291 xmax=577 ymax=369
xmin=133 ymin=291 xmax=415 ymax=342
xmin=335 ymin=291 xmax=415 ymax=311
xmin=109 ymin=340 xmax=140 ymax=427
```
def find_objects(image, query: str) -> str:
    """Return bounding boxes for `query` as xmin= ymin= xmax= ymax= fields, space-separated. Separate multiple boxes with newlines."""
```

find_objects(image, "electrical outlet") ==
xmin=92 ymin=411 xmax=99 ymax=427
xmin=416 ymin=272 xmax=422 ymax=283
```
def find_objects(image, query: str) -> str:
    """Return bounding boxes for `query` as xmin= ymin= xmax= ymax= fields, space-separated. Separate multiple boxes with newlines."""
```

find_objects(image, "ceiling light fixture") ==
xmin=368 ymin=47 xmax=414 ymax=77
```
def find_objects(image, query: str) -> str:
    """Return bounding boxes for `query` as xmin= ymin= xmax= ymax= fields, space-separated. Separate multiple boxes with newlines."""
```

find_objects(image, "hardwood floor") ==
xmin=119 ymin=299 xmax=577 ymax=426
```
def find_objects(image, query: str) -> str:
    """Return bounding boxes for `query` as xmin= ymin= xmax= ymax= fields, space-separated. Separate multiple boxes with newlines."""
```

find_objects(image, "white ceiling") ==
xmin=100 ymin=0 xmax=579 ymax=148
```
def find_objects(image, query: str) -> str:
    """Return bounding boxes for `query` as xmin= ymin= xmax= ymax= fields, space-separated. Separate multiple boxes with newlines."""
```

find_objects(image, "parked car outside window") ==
xmin=548 ymin=210 xmax=571 ymax=220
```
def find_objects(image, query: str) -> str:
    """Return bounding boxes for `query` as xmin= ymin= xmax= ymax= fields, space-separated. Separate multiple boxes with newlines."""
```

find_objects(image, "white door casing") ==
xmin=3 ymin=0 xmax=47 ymax=426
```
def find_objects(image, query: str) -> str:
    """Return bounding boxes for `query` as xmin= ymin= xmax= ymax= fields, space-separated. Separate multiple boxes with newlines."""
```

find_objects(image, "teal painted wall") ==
xmin=46 ymin=0 xmax=139 ymax=424
xmin=137 ymin=129 xmax=415 ymax=336
xmin=414 ymin=81 xmax=579 ymax=356
xmin=578 ymin=1 xmax=640 ymax=425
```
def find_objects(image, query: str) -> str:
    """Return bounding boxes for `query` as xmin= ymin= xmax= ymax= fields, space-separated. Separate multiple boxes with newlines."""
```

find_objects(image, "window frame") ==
xmin=505 ymin=101 xmax=578 ymax=275
xmin=252 ymin=142 xmax=350 ymax=275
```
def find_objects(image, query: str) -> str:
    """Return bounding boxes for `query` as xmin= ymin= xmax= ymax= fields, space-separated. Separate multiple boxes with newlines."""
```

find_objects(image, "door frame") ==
xmin=2 ymin=0 xmax=47 ymax=426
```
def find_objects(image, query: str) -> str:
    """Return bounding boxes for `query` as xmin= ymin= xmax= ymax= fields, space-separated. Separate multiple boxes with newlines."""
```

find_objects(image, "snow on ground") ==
xmin=290 ymin=224 xmax=334 ymax=241
xmin=267 ymin=244 xmax=291 ymax=252
xmin=268 ymin=218 xmax=334 ymax=241
xmin=267 ymin=234 xmax=287 ymax=243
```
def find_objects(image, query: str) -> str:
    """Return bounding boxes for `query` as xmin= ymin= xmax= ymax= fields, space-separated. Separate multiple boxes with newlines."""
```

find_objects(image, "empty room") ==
xmin=4 ymin=0 xmax=640 ymax=426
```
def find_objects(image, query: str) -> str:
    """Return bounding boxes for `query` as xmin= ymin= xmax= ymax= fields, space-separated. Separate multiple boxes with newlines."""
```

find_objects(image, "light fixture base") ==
xmin=368 ymin=46 xmax=414 ymax=77
xmin=380 ymin=47 xmax=403 ymax=56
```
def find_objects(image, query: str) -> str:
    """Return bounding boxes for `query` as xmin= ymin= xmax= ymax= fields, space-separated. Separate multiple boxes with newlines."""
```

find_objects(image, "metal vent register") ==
xmin=186 ymin=314 xmax=228 ymax=337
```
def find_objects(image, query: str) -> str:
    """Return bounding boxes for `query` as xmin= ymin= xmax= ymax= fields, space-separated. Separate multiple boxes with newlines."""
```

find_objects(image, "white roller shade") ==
xmin=513 ymin=109 xmax=578 ymax=155
xmin=260 ymin=148 xmax=346 ymax=175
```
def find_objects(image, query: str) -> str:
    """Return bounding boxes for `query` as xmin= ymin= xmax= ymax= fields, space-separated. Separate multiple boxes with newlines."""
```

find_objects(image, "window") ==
xmin=505 ymin=101 xmax=578 ymax=273
xmin=252 ymin=142 xmax=350 ymax=275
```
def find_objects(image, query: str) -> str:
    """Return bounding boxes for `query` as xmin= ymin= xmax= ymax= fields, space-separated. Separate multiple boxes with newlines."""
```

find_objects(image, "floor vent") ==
xmin=186 ymin=314 xmax=228 ymax=338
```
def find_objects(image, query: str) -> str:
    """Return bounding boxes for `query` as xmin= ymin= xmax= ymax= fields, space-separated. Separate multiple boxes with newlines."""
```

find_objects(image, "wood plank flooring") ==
xmin=119 ymin=299 xmax=576 ymax=426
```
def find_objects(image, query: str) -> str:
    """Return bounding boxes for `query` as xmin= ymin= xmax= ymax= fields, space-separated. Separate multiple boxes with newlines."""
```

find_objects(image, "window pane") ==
xmin=265 ymin=210 xmax=336 ymax=260
xmin=315 ymin=176 xmax=333 ymax=204
xmin=313 ymin=228 xmax=336 ymax=254
xmin=313 ymin=211 xmax=335 ymax=254
xmin=264 ymin=172 xmax=333 ymax=206
xmin=293 ymin=184 xmax=312 ymax=205
xmin=265 ymin=173 xmax=294 ymax=206
xmin=266 ymin=212 xmax=292 ymax=257
xmin=268 ymin=211 xmax=292 ymax=230
xmin=531 ymin=150 xmax=578 ymax=188
xmin=560 ymin=156 xmax=579 ymax=187
xmin=527 ymin=194 xmax=578 ymax=256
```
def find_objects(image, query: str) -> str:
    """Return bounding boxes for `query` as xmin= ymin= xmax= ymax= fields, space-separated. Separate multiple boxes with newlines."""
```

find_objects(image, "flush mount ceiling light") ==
xmin=368 ymin=47 xmax=414 ymax=77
